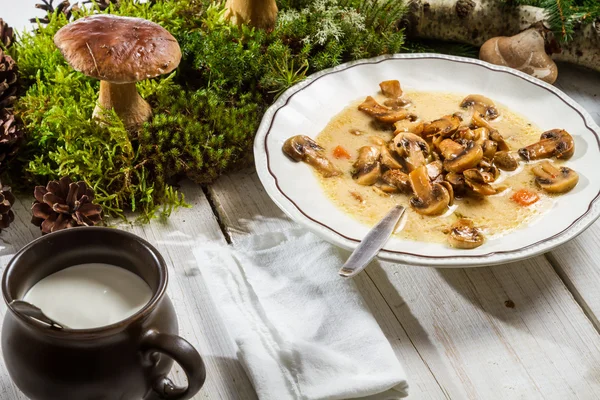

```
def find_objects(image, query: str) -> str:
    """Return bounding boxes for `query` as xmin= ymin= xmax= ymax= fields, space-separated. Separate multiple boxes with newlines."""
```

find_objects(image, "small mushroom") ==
xmin=463 ymin=169 xmax=497 ymax=195
xmin=379 ymin=80 xmax=402 ymax=98
xmin=353 ymin=146 xmax=381 ymax=185
xmin=445 ymin=172 xmax=467 ymax=197
xmin=493 ymin=151 xmax=519 ymax=171
xmin=443 ymin=141 xmax=484 ymax=173
xmin=382 ymin=169 xmax=412 ymax=193
xmin=380 ymin=145 xmax=405 ymax=170
xmin=532 ymin=161 xmax=579 ymax=193
xmin=54 ymin=15 xmax=182 ymax=128
xmin=409 ymin=165 xmax=450 ymax=216
xmin=393 ymin=132 xmax=430 ymax=171
xmin=518 ymin=129 xmax=575 ymax=161
xmin=358 ymin=96 xmax=409 ymax=124
xmin=422 ymin=114 xmax=461 ymax=138
xmin=489 ymin=130 xmax=510 ymax=151
xmin=460 ymin=94 xmax=499 ymax=121
xmin=479 ymin=28 xmax=558 ymax=84
xmin=282 ymin=135 xmax=341 ymax=177
xmin=448 ymin=218 xmax=485 ymax=249
xmin=393 ymin=116 xmax=423 ymax=135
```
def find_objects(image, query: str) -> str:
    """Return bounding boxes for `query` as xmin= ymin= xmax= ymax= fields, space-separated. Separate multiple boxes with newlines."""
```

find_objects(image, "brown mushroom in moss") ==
xmin=518 ymin=129 xmax=575 ymax=161
xmin=479 ymin=28 xmax=558 ymax=84
xmin=409 ymin=165 xmax=450 ymax=216
xmin=225 ymin=0 xmax=278 ymax=30
xmin=353 ymin=146 xmax=381 ymax=185
xmin=443 ymin=141 xmax=484 ymax=173
xmin=460 ymin=94 xmax=499 ymax=121
xmin=532 ymin=161 xmax=579 ymax=193
xmin=448 ymin=218 xmax=485 ymax=249
xmin=393 ymin=132 xmax=430 ymax=171
xmin=282 ymin=135 xmax=341 ymax=177
xmin=54 ymin=15 xmax=182 ymax=128
xmin=358 ymin=96 xmax=409 ymax=124
xmin=379 ymin=80 xmax=402 ymax=98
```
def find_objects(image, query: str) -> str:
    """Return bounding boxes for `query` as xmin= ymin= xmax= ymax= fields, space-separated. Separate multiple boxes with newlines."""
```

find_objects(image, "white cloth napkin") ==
xmin=194 ymin=229 xmax=408 ymax=400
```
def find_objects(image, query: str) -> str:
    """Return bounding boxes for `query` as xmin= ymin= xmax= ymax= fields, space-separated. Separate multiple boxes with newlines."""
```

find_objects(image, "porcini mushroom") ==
xmin=532 ymin=161 xmax=579 ymax=193
xmin=460 ymin=94 xmax=499 ymax=121
xmin=54 ymin=15 xmax=182 ymax=128
xmin=282 ymin=135 xmax=341 ymax=177
xmin=353 ymin=146 xmax=381 ymax=185
xmin=393 ymin=132 xmax=430 ymax=171
xmin=379 ymin=80 xmax=402 ymax=98
xmin=443 ymin=141 xmax=484 ymax=173
xmin=479 ymin=28 xmax=558 ymax=84
xmin=448 ymin=218 xmax=485 ymax=249
xmin=518 ymin=129 xmax=575 ymax=161
xmin=358 ymin=96 xmax=409 ymax=124
xmin=225 ymin=0 xmax=278 ymax=30
xmin=409 ymin=165 xmax=450 ymax=216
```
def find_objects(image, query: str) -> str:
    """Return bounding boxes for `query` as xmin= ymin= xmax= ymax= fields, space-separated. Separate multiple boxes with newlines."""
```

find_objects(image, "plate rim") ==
xmin=254 ymin=53 xmax=600 ymax=267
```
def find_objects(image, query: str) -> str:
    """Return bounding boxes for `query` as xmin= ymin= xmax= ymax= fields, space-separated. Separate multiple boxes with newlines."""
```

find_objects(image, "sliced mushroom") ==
xmin=393 ymin=116 xmax=423 ymax=135
xmin=532 ymin=161 xmax=579 ymax=193
xmin=422 ymin=114 xmax=461 ymax=138
xmin=448 ymin=218 xmax=485 ymax=249
xmin=380 ymin=145 xmax=405 ymax=170
xmin=352 ymin=146 xmax=381 ymax=185
xmin=426 ymin=160 xmax=444 ymax=183
xmin=443 ymin=141 xmax=484 ymax=173
xmin=472 ymin=127 xmax=489 ymax=143
xmin=379 ymin=80 xmax=402 ymax=98
xmin=369 ymin=136 xmax=387 ymax=146
xmin=478 ymin=159 xmax=500 ymax=182
xmin=282 ymin=135 xmax=341 ymax=177
xmin=382 ymin=169 xmax=412 ymax=193
xmin=489 ymin=130 xmax=510 ymax=151
xmin=463 ymin=169 xmax=497 ymax=195
xmin=409 ymin=165 xmax=450 ymax=216
xmin=358 ymin=96 xmax=409 ymax=124
xmin=493 ymin=151 xmax=519 ymax=171
xmin=445 ymin=172 xmax=467 ymax=197
xmin=460 ymin=94 xmax=499 ymax=121
xmin=438 ymin=138 xmax=464 ymax=160
xmin=518 ymin=129 xmax=574 ymax=161
xmin=384 ymin=98 xmax=412 ymax=109
xmin=393 ymin=132 xmax=430 ymax=171
xmin=482 ymin=140 xmax=498 ymax=159
xmin=440 ymin=181 xmax=455 ymax=206
xmin=453 ymin=127 xmax=477 ymax=141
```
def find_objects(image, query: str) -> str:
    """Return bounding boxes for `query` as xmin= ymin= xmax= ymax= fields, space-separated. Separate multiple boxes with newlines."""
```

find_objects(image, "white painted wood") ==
xmin=0 ymin=182 xmax=257 ymax=399
xmin=209 ymin=167 xmax=600 ymax=399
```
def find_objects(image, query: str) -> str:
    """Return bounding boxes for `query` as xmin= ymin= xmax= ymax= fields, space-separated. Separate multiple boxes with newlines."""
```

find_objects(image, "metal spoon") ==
xmin=10 ymin=300 xmax=68 ymax=330
xmin=339 ymin=205 xmax=406 ymax=278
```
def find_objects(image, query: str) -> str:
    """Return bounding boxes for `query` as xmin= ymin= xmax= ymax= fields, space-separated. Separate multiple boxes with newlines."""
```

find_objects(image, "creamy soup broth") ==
xmin=316 ymin=91 xmax=556 ymax=244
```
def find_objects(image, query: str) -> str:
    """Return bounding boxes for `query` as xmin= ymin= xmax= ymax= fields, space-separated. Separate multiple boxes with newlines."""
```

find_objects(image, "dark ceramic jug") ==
xmin=1 ymin=227 xmax=206 ymax=400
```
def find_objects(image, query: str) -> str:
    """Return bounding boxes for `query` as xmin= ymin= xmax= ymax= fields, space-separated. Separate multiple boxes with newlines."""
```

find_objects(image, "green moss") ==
xmin=9 ymin=0 xmax=406 ymax=221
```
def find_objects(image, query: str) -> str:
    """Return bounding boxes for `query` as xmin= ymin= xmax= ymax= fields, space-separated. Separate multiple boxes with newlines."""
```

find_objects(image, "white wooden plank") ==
xmin=0 ymin=181 xmax=257 ymax=399
xmin=209 ymin=168 xmax=600 ymax=399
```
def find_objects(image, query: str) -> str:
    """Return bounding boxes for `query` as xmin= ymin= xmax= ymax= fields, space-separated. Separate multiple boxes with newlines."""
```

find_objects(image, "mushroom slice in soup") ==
xmin=393 ymin=116 xmax=423 ymax=135
xmin=380 ymin=145 xmax=405 ymax=170
xmin=353 ymin=146 xmax=381 ymax=186
xmin=409 ymin=165 xmax=450 ymax=216
xmin=282 ymin=135 xmax=341 ymax=177
xmin=443 ymin=141 xmax=484 ymax=173
xmin=379 ymin=80 xmax=402 ymax=98
xmin=358 ymin=96 xmax=409 ymax=123
xmin=393 ymin=132 xmax=430 ymax=171
xmin=423 ymin=114 xmax=462 ymax=138
xmin=382 ymin=170 xmax=412 ymax=193
xmin=448 ymin=218 xmax=485 ymax=249
xmin=460 ymin=94 xmax=499 ymax=121
xmin=518 ymin=129 xmax=574 ymax=161
xmin=463 ymin=169 xmax=497 ymax=195
xmin=493 ymin=151 xmax=519 ymax=171
xmin=532 ymin=161 xmax=579 ymax=193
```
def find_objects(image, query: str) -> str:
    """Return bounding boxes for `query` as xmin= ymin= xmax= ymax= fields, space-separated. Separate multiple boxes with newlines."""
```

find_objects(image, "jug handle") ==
xmin=142 ymin=330 xmax=206 ymax=400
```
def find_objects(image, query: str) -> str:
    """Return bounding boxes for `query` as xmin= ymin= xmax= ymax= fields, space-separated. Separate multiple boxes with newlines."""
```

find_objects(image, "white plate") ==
xmin=254 ymin=53 xmax=600 ymax=267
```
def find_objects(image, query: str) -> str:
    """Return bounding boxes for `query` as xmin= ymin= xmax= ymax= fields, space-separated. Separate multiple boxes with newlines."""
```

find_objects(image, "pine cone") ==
xmin=0 ymin=109 xmax=24 ymax=167
xmin=31 ymin=0 xmax=80 ymax=24
xmin=31 ymin=177 xmax=103 ymax=234
xmin=0 ymin=49 xmax=17 ymax=109
xmin=0 ymin=19 xmax=14 ymax=48
xmin=0 ymin=185 xmax=15 ymax=230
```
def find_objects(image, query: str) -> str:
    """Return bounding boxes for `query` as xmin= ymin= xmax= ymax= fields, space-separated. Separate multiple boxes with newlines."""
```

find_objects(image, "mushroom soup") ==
xmin=282 ymin=81 xmax=579 ymax=249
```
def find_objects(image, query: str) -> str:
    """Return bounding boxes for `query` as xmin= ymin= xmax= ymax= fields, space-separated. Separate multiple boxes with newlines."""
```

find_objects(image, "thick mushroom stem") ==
xmin=93 ymin=81 xmax=152 ymax=128
xmin=225 ymin=0 xmax=278 ymax=30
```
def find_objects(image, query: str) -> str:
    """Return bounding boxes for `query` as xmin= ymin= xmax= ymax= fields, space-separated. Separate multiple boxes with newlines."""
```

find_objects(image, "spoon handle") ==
xmin=339 ymin=205 xmax=406 ymax=278
xmin=10 ymin=300 xmax=67 ymax=330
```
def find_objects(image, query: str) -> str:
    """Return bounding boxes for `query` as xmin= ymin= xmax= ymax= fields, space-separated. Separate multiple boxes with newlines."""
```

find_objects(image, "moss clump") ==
xmin=10 ymin=0 xmax=406 ymax=220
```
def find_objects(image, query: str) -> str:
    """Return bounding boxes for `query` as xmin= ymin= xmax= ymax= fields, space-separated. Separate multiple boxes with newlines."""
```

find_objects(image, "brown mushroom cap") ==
xmin=282 ymin=135 xmax=341 ymax=177
xmin=54 ymin=15 xmax=182 ymax=84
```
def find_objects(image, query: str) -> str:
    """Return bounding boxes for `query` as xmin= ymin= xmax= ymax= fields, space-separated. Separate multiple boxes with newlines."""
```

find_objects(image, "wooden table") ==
xmin=0 ymin=63 xmax=599 ymax=399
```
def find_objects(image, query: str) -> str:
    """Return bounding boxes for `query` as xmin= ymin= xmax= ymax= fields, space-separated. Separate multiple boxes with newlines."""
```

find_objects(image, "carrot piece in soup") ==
xmin=333 ymin=145 xmax=351 ymax=159
xmin=511 ymin=188 xmax=539 ymax=206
